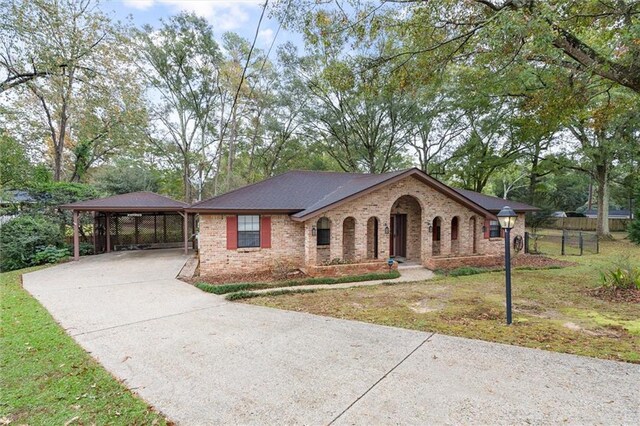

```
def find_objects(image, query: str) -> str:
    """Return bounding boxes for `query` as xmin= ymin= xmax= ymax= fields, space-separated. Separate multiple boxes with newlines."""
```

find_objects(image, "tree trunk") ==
xmin=183 ymin=157 xmax=191 ymax=203
xmin=595 ymin=164 xmax=611 ymax=239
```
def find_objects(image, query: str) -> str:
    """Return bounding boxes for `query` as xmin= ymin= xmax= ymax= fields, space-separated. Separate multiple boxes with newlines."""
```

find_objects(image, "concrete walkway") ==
xmin=250 ymin=265 xmax=435 ymax=295
xmin=23 ymin=250 xmax=640 ymax=425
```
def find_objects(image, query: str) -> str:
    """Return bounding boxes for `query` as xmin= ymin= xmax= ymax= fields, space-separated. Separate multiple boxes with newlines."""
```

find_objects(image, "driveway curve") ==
xmin=23 ymin=250 xmax=639 ymax=425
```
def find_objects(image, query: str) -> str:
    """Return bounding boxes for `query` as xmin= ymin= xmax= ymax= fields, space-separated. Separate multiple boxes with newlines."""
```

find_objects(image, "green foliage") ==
xmin=92 ymin=164 xmax=160 ymax=195
xmin=448 ymin=267 xmax=486 ymax=277
xmin=628 ymin=185 xmax=640 ymax=245
xmin=225 ymin=288 xmax=317 ymax=301
xmin=0 ymin=215 xmax=63 ymax=271
xmin=599 ymin=257 xmax=640 ymax=290
xmin=32 ymin=245 xmax=69 ymax=265
xmin=195 ymin=270 xmax=401 ymax=295
xmin=0 ymin=131 xmax=32 ymax=188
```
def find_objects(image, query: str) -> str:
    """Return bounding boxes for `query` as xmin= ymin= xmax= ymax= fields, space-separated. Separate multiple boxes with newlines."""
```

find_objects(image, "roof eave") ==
xmin=186 ymin=208 xmax=301 ymax=214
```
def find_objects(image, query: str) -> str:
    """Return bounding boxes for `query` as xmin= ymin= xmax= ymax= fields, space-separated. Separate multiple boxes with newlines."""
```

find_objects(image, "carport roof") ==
xmin=60 ymin=191 xmax=188 ymax=212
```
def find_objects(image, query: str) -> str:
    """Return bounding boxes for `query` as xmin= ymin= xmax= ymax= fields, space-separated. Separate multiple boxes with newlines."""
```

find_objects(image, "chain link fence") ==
xmin=525 ymin=230 xmax=599 ymax=256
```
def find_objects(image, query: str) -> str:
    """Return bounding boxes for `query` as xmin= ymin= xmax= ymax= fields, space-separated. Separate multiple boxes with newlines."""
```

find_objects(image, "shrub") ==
xmin=599 ymin=257 xmax=640 ymax=290
xmin=33 ymin=246 xmax=70 ymax=265
xmin=449 ymin=267 xmax=487 ymax=277
xmin=0 ymin=215 xmax=64 ymax=271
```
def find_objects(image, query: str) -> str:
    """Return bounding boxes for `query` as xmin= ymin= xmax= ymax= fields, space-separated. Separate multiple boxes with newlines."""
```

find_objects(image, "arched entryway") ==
xmin=389 ymin=195 xmax=422 ymax=261
xmin=432 ymin=216 xmax=442 ymax=255
xmin=342 ymin=217 xmax=356 ymax=261
xmin=366 ymin=217 xmax=379 ymax=259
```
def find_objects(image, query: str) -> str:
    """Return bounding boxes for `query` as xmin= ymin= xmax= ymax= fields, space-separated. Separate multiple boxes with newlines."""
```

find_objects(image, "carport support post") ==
xmin=73 ymin=210 xmax=80 ymax=261
xmin=181 ymin=212 xmax=188 ymax=254
xmin=106 ymin=213 xmax=111 ymax=253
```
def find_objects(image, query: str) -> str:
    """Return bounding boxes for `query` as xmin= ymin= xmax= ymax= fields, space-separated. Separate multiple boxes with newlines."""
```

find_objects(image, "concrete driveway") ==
xmin=23 ymin=250 xmax=639 ymax=425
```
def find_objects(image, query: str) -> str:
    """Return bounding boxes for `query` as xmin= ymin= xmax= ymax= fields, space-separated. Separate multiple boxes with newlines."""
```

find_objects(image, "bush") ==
xmin=0 ymin=215 xmax=64 ymax=271
xmin=449 ymin=267 xmax=487 ymax=277
xmin=33 ymin=246 xmax=70 ymax=265
xmin=599 ymin=257 xmax=640 ymax=290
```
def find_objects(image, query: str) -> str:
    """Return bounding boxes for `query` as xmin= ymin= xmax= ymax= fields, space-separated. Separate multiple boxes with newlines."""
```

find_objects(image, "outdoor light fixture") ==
xmin=311 ymin=225 xmax=317 ymax=236
xmin=428 ymin=223 xmax=433 ymax=233
xmin=497 ymin=206 xmax=517 ymax=325
xmin=384 ymin=223 xmax=390 ymax=235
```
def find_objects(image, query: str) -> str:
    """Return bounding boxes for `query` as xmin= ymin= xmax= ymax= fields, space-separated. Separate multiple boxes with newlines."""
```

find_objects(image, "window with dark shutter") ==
xmin=238 ymin=215 xmax=260 ymax=248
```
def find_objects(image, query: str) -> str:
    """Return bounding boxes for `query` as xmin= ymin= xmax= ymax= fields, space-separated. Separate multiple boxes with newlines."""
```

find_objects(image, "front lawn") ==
xmin=0 ymin=267 xmax=167 ymax=425
xmin=244 ymin=234 xmax=640 ymax=363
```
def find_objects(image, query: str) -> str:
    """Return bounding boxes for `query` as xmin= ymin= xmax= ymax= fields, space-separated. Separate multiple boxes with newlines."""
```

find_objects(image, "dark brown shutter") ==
xmin=261 ymin=216 xmax=271 ymax=248
xmin=226 ymin=216 xmax=237 ymax=249
xmin=483 ymin=219 xmax=491 ymax=239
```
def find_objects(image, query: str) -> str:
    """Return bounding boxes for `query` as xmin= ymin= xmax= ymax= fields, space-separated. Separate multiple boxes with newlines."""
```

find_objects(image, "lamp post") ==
xmin=497 ymin=206 xmax=517 ymax=325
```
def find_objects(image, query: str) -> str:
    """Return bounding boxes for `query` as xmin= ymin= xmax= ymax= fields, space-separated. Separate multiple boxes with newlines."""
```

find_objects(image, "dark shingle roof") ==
xmin=453 ymin=189 xmax=540 ymax=213
xmin=60 ymin=191 xmax=188 ymax=211
xmin=189 ymin=169 xmax=407 ymax=215
xmin=188 ymin=168 xmax=537 ymax=219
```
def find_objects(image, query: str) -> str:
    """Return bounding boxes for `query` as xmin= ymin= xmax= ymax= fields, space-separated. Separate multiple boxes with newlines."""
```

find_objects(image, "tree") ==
xmin=0 ymin=130 xmax=32 ymax=188
xmin=91 ymin=163 xmax=160 ymax=195
xmin=563 ymin=83 xmax=639 ymax=238
xmin=0 ymin=0 xmax=145 ymax=182
xmin=136 ymin=13 xmax=223 ymax=202
xmin=628 ymin=184 xmax=640 ymax=245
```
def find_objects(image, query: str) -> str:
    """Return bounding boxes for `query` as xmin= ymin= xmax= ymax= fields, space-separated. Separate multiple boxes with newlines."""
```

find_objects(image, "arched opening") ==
xmin=366 ymin=217 xmax=379 ymax=259
xmin=469 ymin=216 xmax=477 ymax=254
xmin=342 ymin=217 xmax=356 ymax=261
xmin=432 ymin=216 xmax=442 ymax=255
xmin=316 ymin=217 xmax=331 ymax=264
xmin=389 ymin=195 xmax=422 ymax=262
xmin=451 ymin=216 xmax=460 ymax=255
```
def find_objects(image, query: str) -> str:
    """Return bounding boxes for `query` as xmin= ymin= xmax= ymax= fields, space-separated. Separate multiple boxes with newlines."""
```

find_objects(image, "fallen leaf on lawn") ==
xmin=64 ymin=416 xmax=79 ymax=426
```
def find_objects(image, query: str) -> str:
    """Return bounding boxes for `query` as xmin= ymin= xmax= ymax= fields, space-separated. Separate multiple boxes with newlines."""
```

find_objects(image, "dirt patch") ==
xmin=512 ymin=254 xmax=576 ymax=269
xmin=562 ymin=321 xmax=622 ymax=338
xmin=409 ymin=299 xmax=443 ymax=314
xmin=589 ymin=287 xmax=640 ymax=303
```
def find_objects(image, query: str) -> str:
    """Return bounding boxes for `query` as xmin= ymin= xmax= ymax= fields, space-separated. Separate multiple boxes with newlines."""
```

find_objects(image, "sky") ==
xmin=99 ymin=0 xmax=302 ymax=52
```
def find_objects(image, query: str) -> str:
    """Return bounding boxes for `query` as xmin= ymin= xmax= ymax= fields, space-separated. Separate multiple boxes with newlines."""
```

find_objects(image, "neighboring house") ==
xmin=188 ymin=168 xmax=538 ymax=276
xmin=584 ymin=209 xmax=633 ymax=219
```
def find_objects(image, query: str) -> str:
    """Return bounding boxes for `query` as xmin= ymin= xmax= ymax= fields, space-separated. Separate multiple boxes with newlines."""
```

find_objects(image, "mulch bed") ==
xmin=590 ymin=287 xmax=640 ymax=303
xmin=512 ymin=254 xmax=577 ymax=269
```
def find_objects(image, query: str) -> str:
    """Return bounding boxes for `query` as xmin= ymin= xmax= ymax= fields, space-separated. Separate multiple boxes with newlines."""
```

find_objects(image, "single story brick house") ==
xmin=188 ymin=168 xmax=538 ymax=277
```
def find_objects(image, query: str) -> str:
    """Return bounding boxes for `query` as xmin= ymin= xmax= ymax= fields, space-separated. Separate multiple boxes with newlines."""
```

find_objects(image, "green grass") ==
xmin=195 ymin=270 xmax=401 ymax=295
xmin=0 ymin=267 xmax=167 ymax=425
xmin=244 ymin=234 xmax=640 ymax=363
xmin=225 ymin=288 xmax=317 ymax=301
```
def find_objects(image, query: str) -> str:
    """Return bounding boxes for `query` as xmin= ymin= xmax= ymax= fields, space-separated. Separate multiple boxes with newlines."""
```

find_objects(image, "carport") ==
xmin=60 ymin=191 xmax=194 ymax=260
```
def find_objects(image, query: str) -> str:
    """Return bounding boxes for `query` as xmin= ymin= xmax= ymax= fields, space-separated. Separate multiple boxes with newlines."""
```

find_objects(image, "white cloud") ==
xmin=122 ymin=0 xmax=263 ymax=31
xmin=122 ymin=0 xmax=155 ymax=10
xmin=258 ymin=28 xmax=274 ymax=45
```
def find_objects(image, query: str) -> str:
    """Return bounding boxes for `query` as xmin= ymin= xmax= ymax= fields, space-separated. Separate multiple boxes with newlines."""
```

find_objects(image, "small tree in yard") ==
xmin=628 ymin=186 xmax=640 ymax=245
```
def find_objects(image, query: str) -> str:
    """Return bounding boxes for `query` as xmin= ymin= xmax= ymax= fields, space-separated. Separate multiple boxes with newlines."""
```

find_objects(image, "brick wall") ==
xmin=198 ymin=214 xmax=304 ymax=276
xmin=304 ymin=260 xmax=396 ymax=277
xmin=197 ymin=176 xmax=527 ymax=276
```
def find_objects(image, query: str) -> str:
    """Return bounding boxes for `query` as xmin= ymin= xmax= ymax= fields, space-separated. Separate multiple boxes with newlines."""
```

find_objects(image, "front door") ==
xmin=390 ymin=214 xmax=407 ymax=258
